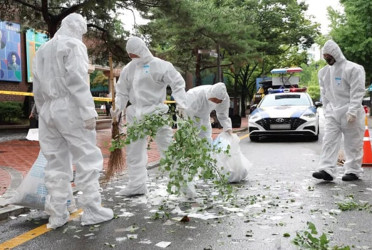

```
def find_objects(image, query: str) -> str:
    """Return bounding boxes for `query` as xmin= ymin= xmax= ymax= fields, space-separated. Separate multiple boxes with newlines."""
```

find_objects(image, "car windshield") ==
xmin=260 ymin=94 xmax=311 ymax=107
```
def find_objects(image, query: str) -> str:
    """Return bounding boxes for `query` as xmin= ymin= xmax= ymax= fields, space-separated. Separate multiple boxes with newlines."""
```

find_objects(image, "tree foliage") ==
xmin=140 ymin=0 xmax=319 ymax=116
xmin=90 ymin=70 xmax=108 ymax=88
xmin=0 ymin=0 xmax=163 ymax=64
xmin=299 ymin=60 xmax=326 ymax=101
xmin=329 ymin=0 xmax=372 ymax=83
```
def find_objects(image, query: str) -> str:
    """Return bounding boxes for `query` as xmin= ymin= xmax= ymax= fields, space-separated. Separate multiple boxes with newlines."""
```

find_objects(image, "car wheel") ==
xmin=250 ymin=135 xmax=259 ymax=142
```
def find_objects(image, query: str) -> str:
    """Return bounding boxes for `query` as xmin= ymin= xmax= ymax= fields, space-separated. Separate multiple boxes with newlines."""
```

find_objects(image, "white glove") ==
xmin=84 ymin=118 xmax=96 ymax=130
xmin=110 ymin=107 xmax=121 ymax=120
xmin=177 ymin=107 xmax=188 ymax=119
xmin=346 ymin=114 xmax=356 ymax=123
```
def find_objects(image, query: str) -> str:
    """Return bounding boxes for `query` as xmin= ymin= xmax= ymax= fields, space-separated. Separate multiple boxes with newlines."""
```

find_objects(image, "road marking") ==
xmin=0 ymin=209 xmax=82 ymax=249
xmin=239 ymin=133 xmax=250 ymax=140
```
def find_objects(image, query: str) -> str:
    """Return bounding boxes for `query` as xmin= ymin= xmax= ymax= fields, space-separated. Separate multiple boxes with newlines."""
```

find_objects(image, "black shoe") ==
xmin=312 ymin=170 xmax=333 ymax=181
xmin=342 ymin=173 xmax=359 ymax=181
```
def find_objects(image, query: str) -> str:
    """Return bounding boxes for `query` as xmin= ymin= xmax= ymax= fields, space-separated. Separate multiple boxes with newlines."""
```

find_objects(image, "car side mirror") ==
xmin=250 ymin=104 xmax=258 ymax=112
xmin=314 ymin=101 xmax=322 ymax=108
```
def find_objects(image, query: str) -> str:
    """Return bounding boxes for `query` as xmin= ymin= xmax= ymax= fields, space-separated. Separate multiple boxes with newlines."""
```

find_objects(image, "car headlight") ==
xmin=302 ymin=112 xmax=316 ymax=118
xmin=249 ymin=115 xmax=260 ymax=121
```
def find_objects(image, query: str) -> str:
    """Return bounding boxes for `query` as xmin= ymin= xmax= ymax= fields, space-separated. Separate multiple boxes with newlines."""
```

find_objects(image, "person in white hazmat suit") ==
xmin=312 ymin=40 xmax=365 ymax=182
xmin=111 ymin=36 xmax=188 ymax=197
xmin=32 ymin=13 xmax=113 ymax=229
xmin=186 ymin=82 xmax=233 ymax=143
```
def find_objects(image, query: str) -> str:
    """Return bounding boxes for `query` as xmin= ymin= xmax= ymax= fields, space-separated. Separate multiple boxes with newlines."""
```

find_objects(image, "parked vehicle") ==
xmin=248 ymin=88 xmax=321 ymax=142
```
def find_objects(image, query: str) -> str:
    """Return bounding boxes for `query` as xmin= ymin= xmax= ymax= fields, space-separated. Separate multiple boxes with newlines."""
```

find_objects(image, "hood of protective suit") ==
xmin=55 ymin=13 xmax=87 ymax=40
xmin=322 ymin=40 xmax=346 ymax=64
xmin=206 ymin=82 xmax=227 ymax=101
xmin=126 ymin=36 xmax=153 ymax=64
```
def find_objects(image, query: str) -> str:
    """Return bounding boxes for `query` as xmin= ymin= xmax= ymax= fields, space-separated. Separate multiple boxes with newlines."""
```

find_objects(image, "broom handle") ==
xmin=109 ymin=53 xmax=116 ymax=122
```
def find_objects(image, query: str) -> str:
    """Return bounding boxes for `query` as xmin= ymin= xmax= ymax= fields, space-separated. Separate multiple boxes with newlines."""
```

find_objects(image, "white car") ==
xmin=248 ymin=90 xmax=320 ymax=142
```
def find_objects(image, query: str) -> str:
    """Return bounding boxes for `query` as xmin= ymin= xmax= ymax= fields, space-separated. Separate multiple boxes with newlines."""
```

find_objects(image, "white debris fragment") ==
xmin=139 ymin=239 xmax=152 ymax=244
xmin=115 ymin=237 xmax=127 ymax=242
xmin=222 ymin=207 xmax=243 ymax=212
xmin=163 ymin=220 xmax=174 ymax=226
xmin=155 ymin=241 xmax=171 ymax=248
xmin=118 ymin=211 xmax=134 ymax=217
xmin=127 ymin=234 xmax=138 ymax=239
xmin=124 ymin=225 xmax=139 ymax=232
xmin=339 ymin=228 xmax=352 ymax=232
xmin=329 ymin=209 xmax=342 ymax=215
xmin=269 ymin=216 xmax=283 ymax=221
xmin=188 ymin=212 xmax=222 ymax=220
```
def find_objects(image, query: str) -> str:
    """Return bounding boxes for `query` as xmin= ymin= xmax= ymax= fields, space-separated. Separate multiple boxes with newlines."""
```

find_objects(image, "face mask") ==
xmin=131 ymin=57 xmax=141 ymax=65
xmin=325 ymin=57 xmax=336 ymax=65
xmin=324 ymin=55 xmax=336 ymax=65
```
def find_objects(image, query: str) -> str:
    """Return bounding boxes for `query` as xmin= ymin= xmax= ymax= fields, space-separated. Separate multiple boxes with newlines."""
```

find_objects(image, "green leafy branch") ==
xmin=292 ymin=222 xmax=350 ymax=250
xmin=337 ymin=199 xmax=371 ymax=212
xmin=159 ymin=116 xmax=232 ymax=199
xmin=110 ymin=111 xmax=233 ymax=198
xmin=109 ymin=111 xmax=173 ymax=151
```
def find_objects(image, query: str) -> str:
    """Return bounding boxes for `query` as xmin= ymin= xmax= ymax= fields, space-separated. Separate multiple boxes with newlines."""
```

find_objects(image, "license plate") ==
xmin=270 ymin=124 xmax=291 ymax=129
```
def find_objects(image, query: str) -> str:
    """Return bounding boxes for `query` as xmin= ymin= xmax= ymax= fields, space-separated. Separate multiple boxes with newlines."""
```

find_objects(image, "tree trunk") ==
xmin=240 ymin=92 xmax=246 ymax=117
xmin=48 ymin=22 xmax=57 ymax=37
xmin=195 ymin=49 xmax=202 ymax=86
xmin=216 ymin=43 xmax=222 ymax=82
xmin=233 ymin=73 xmax=239 ymax=116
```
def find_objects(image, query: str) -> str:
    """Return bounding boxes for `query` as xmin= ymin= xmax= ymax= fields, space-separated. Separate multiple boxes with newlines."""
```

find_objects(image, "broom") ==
xmin=105 ymin=53 xmax=125 ymax=181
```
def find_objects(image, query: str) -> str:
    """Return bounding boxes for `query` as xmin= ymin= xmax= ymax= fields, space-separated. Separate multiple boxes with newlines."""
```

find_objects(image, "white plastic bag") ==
xmin=7 ymin=151 xmax=76 ymax=212
xmin=26 ymin=128 xmax=39 ymax=141
xmin=213 ymin=132 xmax=250 ymax=183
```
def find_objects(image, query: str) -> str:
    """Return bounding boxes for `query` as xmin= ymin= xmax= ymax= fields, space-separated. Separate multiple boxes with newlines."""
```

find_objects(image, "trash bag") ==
xmin=213 ymin=132 xmax=250 ymax=183
xmin=6 ymin=151 xmax=76 ymax=212
xmin=26 ymin=128 xmax=39 ymax=141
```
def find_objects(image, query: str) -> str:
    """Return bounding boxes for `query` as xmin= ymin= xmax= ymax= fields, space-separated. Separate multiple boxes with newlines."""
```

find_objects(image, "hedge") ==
xmin=0 ymin=101 xmax=23 ymax=123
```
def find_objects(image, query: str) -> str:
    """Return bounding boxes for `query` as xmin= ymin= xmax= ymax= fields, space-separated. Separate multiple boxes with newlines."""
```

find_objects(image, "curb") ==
xmin=0 ymin=203 xmax=30 ymax=221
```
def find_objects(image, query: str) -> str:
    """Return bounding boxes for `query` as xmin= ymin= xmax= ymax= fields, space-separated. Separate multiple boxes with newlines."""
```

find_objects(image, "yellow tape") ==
xmin=0 ymin=209 xmax=82 ymax=249
xmin=0 ymin=90 xmax=34 ymax=97
xmin=93 ymin=97 xmax=112 ymax=102
xmin=0 ymin=91 xmax=175 ymax=104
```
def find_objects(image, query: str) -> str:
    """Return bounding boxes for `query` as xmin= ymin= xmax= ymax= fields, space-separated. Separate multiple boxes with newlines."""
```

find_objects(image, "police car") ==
xmin=248 ymin=88 xmax=321 ymax=141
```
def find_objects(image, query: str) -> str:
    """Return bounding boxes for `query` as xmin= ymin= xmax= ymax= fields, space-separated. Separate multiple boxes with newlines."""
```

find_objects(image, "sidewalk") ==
xmin=0 ymin=117 xmax=248 ymax=219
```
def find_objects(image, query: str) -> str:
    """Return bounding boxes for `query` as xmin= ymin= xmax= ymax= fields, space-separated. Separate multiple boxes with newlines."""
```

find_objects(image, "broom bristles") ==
xmin=105 ymin=120 xmax=125 ymax=182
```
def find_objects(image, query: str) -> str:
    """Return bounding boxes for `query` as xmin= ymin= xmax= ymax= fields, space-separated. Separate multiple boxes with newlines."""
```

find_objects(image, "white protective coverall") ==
xmin=318 ymin=40 xmax=365 ymax=178
xmin=186 ymin=82 xmax=232 ymax=143
xmin=33 ymin=13 xmax=113 ymax=229
xmin=115 ymin=36 xmax=187 ymax=196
